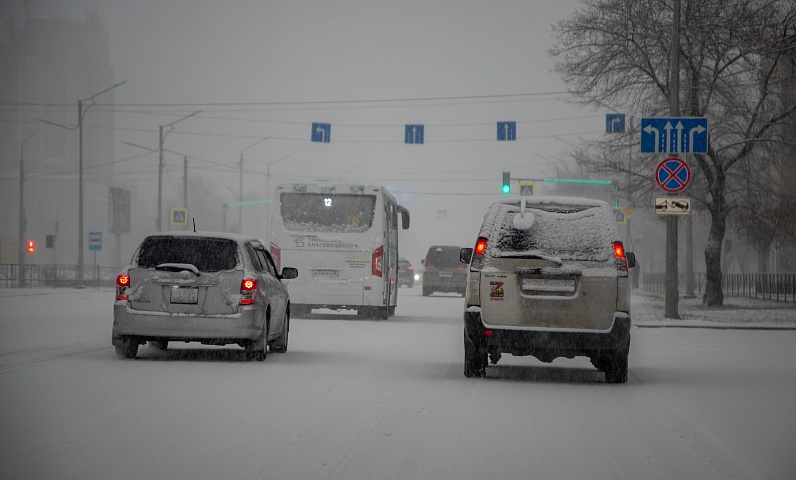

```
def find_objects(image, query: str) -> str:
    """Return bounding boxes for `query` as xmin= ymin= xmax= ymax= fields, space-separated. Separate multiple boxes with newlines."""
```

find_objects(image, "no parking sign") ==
xmin=655 ymin=158 xmax=691 ymax=193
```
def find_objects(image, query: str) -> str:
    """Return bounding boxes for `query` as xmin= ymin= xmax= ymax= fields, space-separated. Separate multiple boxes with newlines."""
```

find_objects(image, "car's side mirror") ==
xmin=460 ymin=248 xmax=473 ymax=264
xmin=281 ymin=267 xmax=299 ymax=279
xmin=626 ymin=252 xmax=636 ymax=269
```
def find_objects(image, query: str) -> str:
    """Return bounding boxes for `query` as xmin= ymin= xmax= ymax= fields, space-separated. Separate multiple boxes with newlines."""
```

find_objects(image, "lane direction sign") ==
xmin=641 ymin=117 xmax=708 ymax=153
xmin=405 ymin=124 xmax=424 ymax=144
xmin=655 ymin=157 xmax=691 ymax=193
xmin=606 ymin=113 xmax=625 ymax=133
xmin=497 ymin=121 xmax=516 ymax=141
xmin=311 ymin=122 xmax=331 ymax=143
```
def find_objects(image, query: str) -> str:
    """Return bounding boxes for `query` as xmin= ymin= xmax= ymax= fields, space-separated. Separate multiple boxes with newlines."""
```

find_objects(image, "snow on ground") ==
xmin=0 ymin=287 xmax=795 ymax=480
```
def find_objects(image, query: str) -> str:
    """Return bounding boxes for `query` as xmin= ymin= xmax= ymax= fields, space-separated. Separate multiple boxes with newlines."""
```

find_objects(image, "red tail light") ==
xmin=613 ymin=241 xmax=629 ymax=275
xmin=270 ymin=243 xmax=281 ymax=271
xmin=116 ymin=274 xmax=130 ymax=300
xmin=470 ymin=237 xmax=488 ymax=270
xmin=613 ymin=241 xmax=625 ymax=259
xmin=240 ymin=278 xmax=258 ymax=305
xmin=475 ymin=237 xmax=487 ymax=255
xmin=372 ymin=245 xmax=384 ymax=277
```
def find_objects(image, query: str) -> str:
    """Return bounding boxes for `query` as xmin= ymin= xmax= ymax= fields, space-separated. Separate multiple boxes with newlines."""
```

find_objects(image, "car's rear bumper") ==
xmin=112 ymin=302 xmax=263 ymax=345
xmin=464 ymin=309 xmax=631 ymax=359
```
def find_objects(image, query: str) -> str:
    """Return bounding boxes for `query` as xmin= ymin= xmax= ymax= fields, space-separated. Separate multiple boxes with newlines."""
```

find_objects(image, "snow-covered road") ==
xmin=1 ymin=287 xmax=794 ymax=479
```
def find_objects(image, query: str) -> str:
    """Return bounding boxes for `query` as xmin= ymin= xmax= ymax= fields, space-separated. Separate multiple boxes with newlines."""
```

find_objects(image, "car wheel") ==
xmin=271 ymin=311 xmax=289 ymax=354
xmin=246 ymin=319 xmax=268 ymax=361
xmin=463 ymin=330 xmax=487 ymax=378
xmin=603 ymin=340 xmax=630 ymax=383
xmin=422 ymin=285 xmax=430 ymax=296
xmin=150 ymin=340 xmax=168 ymax=351
xmin=115 ymin=336 xmax=138 ymax=359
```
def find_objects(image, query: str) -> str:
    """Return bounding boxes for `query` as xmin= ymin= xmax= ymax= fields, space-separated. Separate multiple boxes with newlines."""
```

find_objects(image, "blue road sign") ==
xmin=89 ymin=231 xmax=102 ymax=251
xmin=311 ymin=123 xmax=331 ymax=143
xmin=655 ymin=157 xmax=691 ymax=193
xmin=606 ymin=113 xmax=625 ymax=133
xmin=641 ymin=117 xmax=708 ymax=154
xmin=405 ymin=124 xmax=424 ymax=144
xmin=497 ymin=121 xmax=516 ymax=141
xmin=171 ymin=208 xmax=188 ymax=225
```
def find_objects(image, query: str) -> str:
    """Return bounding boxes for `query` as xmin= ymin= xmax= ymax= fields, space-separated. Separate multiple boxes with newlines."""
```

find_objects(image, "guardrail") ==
xmin=642 ymin=272 xmax=796 ymax=303
xmin=0 ymin=264 xmax=120 ymax=289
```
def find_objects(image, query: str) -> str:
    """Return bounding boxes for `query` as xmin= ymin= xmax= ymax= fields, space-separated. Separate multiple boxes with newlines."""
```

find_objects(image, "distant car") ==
xmin=397 ymin=257 xmax=416 ymax=288
xmin=460 ymin=197 xmax=636 ymax=383
xmin=422 ymin=245 xmax=468 ymax=296
xmin=112 ymin=232 xmax=298 ymax=361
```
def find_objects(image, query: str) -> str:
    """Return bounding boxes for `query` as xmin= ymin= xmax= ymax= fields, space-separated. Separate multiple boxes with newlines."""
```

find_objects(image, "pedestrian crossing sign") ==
xmin=171 ymin=208 xmax=188 ymax=225
xmin=519 ymin=182 xmax=535 ymax=196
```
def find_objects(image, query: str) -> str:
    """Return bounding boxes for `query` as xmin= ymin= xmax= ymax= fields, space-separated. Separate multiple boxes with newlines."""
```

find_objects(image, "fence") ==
xmin=0 ymin=264 xmax=120 ymax=289
xmin=643 ymin=272 xmax=796 ymax=303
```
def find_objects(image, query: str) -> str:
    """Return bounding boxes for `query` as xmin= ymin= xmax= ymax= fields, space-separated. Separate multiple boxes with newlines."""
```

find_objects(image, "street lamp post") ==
xmin=39 ymin=81 xmax=126 ymax=288
xmin=17 ymin=133 xmax=35 ymax=287
xmin=239 ymin=136 xmax=270 ymax=234
xmin=157 ymin=111 xmax=201 ymax=231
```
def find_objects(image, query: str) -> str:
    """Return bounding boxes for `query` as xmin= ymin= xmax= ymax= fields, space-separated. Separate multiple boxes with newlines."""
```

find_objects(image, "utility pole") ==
xmin=239 ymin=136 xmax=270 ymax=234
xmin=665 ymin=0 xmax=681 ymax=318
xmin=183 ymin=156 xmax=188 ymax=230
xmin=157 ymin=111 xmax=201 ymax=231
xmin=18 ymin=133 xmax=35 ymax=287
xmin=75 ymin=81 xmax=126 ymax=287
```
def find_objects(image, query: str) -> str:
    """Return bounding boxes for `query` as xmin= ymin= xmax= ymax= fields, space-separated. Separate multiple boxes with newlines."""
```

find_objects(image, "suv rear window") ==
xmin=425 ymin=246 xmax=462 ymax=267
xmin=135 ymin=237 xmax=238 ymax=272
xmin=494 ymin=206 xmax=613 ymax=262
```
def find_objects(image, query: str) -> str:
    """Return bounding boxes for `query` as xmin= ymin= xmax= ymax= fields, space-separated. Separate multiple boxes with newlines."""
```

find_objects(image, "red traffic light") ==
xmin=27 ymin=240 xmax=35 ymax=253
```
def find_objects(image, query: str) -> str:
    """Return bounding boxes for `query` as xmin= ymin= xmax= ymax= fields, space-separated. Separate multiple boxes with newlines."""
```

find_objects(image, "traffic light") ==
xmin=27 ymin=240 xmax=34 ymax=254
xmin=502 ymin=171 xmax=511 ymax=194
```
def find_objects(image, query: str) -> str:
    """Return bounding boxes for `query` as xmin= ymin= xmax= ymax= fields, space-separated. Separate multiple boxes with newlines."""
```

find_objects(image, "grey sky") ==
xmin=18 ymin=0 xmax=607 ymax=262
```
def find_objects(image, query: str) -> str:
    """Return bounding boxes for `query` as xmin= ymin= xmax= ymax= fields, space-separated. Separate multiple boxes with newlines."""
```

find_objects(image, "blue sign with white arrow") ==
xmin=405 ymin=124 xmax=424 ymax=144
xmin=606 ymin=113 xmax=625 ymax=133
xmin=311 ymin=122 xmax=331 ymax=143
xmin=641 ymin=117 xmax=708 ymax=154
xmin=497 ymin=121 xmax=516 ymax=141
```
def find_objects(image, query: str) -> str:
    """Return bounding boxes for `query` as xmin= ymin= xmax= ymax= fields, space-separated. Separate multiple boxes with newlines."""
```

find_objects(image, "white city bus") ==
xmin=269 ymin=183 xmax=410 ymax=319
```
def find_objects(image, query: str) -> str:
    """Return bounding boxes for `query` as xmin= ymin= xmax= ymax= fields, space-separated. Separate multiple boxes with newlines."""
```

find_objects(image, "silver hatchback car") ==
xmin=113 ymin=232 xmax=298 ymax=361
xmin=460 ymin=197 xmax=635 ymax=383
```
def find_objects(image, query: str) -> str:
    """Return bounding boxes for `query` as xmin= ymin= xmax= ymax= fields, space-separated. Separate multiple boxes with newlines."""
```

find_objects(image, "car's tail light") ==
xmin=240 ymin=278 xmax=258 ymax=305
xmin=116 ymin=274 xmax=130 ymax=300
xmin=471 ymin=237 xmax=488 ymax=270
xmin=613 ymin=241 xmax=629 ymax=276
xmin=475 ymin=237 xmax=487 ymax=255
xmin=372 ymin=246 xmax=384 ymax=277
xmin=270 ymin=243 xmax=281 ymax=271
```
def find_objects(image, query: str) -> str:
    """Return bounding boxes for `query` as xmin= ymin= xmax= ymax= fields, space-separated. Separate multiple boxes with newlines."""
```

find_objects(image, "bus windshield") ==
xmin=279 ymin=193 xmax=376 ymax=233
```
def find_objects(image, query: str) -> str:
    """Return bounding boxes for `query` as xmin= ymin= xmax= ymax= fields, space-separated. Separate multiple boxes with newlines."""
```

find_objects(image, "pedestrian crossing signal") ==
xmin=27 ymin=240 xmax=35 ymax=253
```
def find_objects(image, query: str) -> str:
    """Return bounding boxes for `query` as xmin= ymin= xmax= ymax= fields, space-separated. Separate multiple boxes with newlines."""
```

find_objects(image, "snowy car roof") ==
xmin=141 ymin=231 xmax=261 ymax=244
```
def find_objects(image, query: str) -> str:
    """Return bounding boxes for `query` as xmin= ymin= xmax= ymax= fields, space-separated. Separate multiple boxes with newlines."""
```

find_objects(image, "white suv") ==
xmin=460 ymin=197 xmax=636 ymax=383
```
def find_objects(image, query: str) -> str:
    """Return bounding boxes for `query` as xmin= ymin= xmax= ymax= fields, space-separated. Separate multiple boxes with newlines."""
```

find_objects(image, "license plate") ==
xmin=521 ymin=278 xmax=575 ymax=293
xmin=313 ymin=269 xmax=340 ymax=278
xmin=170 ymin=286 xmax=198 ymax=304
xmin=438 ymin=273 xmax=453 ymax=278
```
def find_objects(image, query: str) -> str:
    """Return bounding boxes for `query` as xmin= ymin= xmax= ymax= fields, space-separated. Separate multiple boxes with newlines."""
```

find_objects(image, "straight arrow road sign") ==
xmin=641 ymin=117 xmax=708 ymax=154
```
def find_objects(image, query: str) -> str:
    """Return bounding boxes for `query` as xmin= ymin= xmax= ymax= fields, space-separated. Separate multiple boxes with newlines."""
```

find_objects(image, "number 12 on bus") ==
xmin=270 ymin=184 xmax=410 ymax=320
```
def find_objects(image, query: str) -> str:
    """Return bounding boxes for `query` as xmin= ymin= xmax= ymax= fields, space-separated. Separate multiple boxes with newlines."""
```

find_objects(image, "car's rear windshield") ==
xmin=425 ymin=247 xmax=462 ymax=267
xmin=135 ymin=237 xmax=238 ymax=272
xmin=494 ymin=206 xmax=614 ymax=262
xmin=280 ymin=193 xmax=376 ymax=233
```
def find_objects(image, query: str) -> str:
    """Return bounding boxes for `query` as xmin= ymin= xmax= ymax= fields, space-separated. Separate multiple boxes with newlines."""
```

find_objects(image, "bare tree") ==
xmin=550 ymin=0 xmax=796 ymax=305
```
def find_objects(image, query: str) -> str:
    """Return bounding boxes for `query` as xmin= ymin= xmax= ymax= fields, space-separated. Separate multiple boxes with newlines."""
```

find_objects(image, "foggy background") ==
xmin=2 ymin=0 xmax=612 ymax=269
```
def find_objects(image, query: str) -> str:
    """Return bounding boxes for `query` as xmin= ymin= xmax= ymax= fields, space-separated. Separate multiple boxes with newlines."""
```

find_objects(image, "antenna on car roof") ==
xmin=192 ymin=218 xmax=196 ymax=233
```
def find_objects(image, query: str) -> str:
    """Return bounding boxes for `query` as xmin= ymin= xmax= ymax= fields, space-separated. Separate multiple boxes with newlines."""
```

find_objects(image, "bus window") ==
xmin=280 ymin=193 xmax=376 ymax=233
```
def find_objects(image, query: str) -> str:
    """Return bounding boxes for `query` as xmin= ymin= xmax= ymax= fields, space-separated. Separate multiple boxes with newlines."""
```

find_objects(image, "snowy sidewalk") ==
xmin=632 ymin=289 xmax=796 ymax=330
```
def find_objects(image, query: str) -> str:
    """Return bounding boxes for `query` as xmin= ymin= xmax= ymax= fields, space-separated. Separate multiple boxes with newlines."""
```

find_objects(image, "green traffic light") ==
xmin=502 ymin=184 xmax=511 ymax=194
